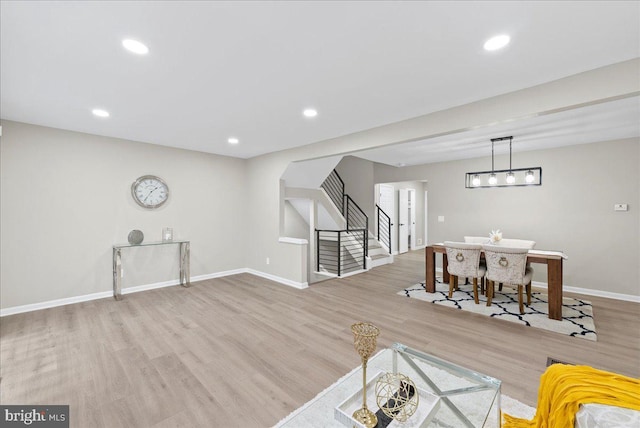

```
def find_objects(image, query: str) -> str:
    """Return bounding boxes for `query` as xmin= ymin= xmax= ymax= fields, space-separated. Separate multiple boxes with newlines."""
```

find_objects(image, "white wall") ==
xmin=283 ymin=200 xmax=310 ymax=240
xmin=243 ymin=60 xmax=639 ymax=296
xmin=335 ymin=156 xmax=375 ymax=232
xmin=2 ymin=60 xmax=639 ymax=310
xmin=374 ymin=138 xmax=640 ymax=296
xmin=0 ymin=121 xmax=248 ymax=309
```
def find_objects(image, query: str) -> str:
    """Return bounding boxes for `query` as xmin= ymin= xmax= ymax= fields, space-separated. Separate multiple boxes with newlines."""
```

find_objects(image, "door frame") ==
xmin=377 ymin=183 xmax=395 ymax=253
xmin=408 ymin=188 xmax=416 ymax=250
xmin=398 ymin=189 xmax=409 ymax=254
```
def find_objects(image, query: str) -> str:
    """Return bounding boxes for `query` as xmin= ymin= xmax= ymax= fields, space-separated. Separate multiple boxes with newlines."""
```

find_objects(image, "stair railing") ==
xmin=344 ymin=194 xmax=368 ymax=257
xmin=316 ymin=228 xmax=367 ymax=276
xmin=376 ymin=204 xmax=392 ymax=254
xmin=320 ymin=169 xmax=344 ymax=215
xmin=316 ymin=169 xmax=370 ymax=275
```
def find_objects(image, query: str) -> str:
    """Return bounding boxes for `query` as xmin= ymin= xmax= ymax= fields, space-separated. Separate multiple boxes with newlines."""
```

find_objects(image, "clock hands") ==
xmin=143 ymin=186 xmax=160 ymax=202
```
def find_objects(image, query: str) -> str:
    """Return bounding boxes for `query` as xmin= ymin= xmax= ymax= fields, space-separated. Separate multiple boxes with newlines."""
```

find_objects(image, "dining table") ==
xmin=425 ymin=244 xmax=568 ymax=320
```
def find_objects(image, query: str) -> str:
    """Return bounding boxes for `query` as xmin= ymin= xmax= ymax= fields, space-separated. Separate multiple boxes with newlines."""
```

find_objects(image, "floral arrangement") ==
xmin=490 ymin=229 xmax=502 ymax=243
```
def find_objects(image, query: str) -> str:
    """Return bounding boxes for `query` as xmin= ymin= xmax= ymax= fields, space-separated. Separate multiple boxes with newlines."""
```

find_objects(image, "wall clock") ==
xmin=131 ymin=175 xmax=169 ymax=209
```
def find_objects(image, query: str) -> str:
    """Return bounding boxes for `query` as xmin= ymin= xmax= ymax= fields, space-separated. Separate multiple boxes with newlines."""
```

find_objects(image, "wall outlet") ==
xmin=614 ymin=203 xmax=628 ymax=212
xmin=438 ymin=216 xmax=445 ymax=223
xmin=417 ymin=238 xmax=422 ymax=245
xmin=266 ymin=257 xmax=270 ymax=265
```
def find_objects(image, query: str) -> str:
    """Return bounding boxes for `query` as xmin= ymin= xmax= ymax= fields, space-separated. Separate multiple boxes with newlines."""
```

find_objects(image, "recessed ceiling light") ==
xmin=92 ymin=108 xmax=110 ymax=118
xmin=227 ymin=137 xmax=239 ymax=144
xmin=483 ymin=34 xmax=510 ymax=51
xmin=122 ymin=39 xmax=149 ymax=55
xmin=303 ymin=108 xmax=318 ymax=118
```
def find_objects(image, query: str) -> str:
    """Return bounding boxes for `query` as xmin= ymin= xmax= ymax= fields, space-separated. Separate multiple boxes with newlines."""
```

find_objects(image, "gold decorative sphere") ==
xmin=375 ymin=372 xmax=419 ymax=422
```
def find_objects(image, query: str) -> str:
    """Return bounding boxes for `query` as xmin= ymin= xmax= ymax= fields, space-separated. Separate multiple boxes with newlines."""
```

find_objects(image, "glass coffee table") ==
xmin=276 ymin=343 xmax=501 ymax=427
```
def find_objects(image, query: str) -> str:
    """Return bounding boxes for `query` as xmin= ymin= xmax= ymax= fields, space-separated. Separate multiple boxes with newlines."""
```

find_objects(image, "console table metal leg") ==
xmin=113 ymin=247 xmax=122 ymax=300
xmin=180 ymin=242 xmax=191 ymax=287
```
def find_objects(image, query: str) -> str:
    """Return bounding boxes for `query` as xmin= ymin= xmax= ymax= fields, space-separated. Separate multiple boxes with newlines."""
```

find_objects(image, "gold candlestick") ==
xmin=351 ymin=322 xmax=380 ymax=428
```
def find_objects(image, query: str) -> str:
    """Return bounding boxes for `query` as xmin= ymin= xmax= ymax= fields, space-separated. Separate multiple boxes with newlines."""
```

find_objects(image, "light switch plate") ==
xmin=614 ymin=204 xmax=628 ymax=212
xmin=438 ymin=216 xmax=445 ymax=222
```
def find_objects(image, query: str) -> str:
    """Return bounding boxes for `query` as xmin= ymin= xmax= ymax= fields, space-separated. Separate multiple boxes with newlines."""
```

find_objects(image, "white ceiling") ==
xmin=1 ymin=1 xmax=639 ymax=159
xmin=351 ymin=95 xmax=640 ymax=166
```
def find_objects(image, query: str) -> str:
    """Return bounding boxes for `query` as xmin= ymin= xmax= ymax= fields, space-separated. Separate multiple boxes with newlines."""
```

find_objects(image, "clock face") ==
xmin=131 ymin=175 xmax=169 ymax=209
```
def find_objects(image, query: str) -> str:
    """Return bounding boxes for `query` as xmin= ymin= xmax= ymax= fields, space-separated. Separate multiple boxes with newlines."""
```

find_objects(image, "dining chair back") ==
xmin=444 ymin=241 xmax=486 ymax=304
xmin=482 ymin=245 xmax=533 ymax=314
xmin=464 ymin=236 xmax=490 ymax=245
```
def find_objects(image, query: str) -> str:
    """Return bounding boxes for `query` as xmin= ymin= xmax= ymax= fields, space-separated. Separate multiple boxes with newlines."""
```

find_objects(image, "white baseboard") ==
xmin=0 ymin=268 xmax=308 ymax=317
xmin=434 ymin=268 xmax=639 ymax=302
xmin=4 ymin=266 xmax=636 ymax=317
xmin=191 ymin=269 xmax=248 ymax=282
xmin=530 ymin=281 xmax=640 ymax=303
xmin=0 ymin=290 xmax=113 ymax=317
xmin=121 ymin=279 xmax=180 ymax=295
xmin=245 ymin=269 xmax=309 ymax=289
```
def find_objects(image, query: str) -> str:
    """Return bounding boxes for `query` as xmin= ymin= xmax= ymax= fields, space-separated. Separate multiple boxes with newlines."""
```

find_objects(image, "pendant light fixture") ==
xmin=465 ymin=135 xmax=542 ymax=188
xmin=488 ymin=139 xmax=498 ymax=185
xmin=505 ymin=136 xmax=516 ymax=184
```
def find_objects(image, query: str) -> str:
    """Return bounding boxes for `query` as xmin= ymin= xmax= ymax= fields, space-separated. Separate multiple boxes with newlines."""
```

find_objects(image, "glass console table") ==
xmin=112 ymin=240 xmax=191 ymax=300
xmin=277 ymin=343 xmax=501 ymax=427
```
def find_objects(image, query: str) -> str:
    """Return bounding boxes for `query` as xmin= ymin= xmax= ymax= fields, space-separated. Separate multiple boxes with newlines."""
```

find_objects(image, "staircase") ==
xmin=368 ymin=233 xmax=394 ymax=268
xmin=282 ymin=165 xmax=393 ymax=282
xmin=316 ymin=170 xmax=393 ymax=277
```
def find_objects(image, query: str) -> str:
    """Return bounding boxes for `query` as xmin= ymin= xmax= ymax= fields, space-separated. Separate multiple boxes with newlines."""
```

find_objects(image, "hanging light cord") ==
xmin=509 ymin=136 xmax=513 ymax=170
xmin=491 ymin=140 xmax=495 ymax=172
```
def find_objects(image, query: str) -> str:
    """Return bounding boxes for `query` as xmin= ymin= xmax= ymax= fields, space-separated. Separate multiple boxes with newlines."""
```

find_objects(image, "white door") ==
xmin=424 ymin=190 xmax=428 ymax=247
xmin=408 ymin=189 xmax=416 ymax=249
xmin=378 ymin=184 xmax=394 ymax=218
xmin=399 ymin=189 xmax=409 ymax=254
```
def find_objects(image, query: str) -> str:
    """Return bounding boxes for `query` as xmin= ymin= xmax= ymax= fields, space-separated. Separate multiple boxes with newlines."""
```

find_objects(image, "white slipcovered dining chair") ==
xmin=483 ymin=245 xmax=533 ymax=314
xmin=489 ymin=239 xmax=536 ymax=291
xmin=464 ymin=236 xmax=491 ymax=245
xmin=444 ymin=241 xmax=486 ymax=304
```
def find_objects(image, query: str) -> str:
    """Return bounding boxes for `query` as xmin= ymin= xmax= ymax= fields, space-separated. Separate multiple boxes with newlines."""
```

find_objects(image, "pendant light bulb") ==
xmin=488 ymin=173 xmax=497 ymax=185
xmin=506 ymin=172 xmax=515 ymax=184
xmin=472 ymin=174 xmax=481 ymax=186
xmin=525 ymin=170 xmax=535 ymax=183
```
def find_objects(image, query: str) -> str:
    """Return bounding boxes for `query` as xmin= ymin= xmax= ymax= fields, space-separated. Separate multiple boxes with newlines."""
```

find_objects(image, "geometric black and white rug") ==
xmin=400 ymin=279 xmax=597 ymax=341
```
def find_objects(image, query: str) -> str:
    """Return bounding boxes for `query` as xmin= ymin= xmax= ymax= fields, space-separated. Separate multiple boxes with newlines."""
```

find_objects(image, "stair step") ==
xmin=371 ymin=253 xmax=391 ymax=260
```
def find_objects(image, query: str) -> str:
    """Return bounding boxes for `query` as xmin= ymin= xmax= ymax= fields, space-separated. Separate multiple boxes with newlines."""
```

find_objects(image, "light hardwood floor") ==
xmin=1 ymin=250 xmax=639 ymax=427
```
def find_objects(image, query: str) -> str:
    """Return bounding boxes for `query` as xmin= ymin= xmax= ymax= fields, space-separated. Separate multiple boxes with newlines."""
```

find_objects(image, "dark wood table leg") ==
xmin=548 ymin=259 xmax=563 ymax=320
xmin=426 ymin=246 xmax=436 ymax=292
xmin=442 ymin=254 xmax=449 ymax=284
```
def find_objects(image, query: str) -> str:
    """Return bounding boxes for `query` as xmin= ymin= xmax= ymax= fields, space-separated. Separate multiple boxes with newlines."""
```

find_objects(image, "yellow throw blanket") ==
xmin=503 ymin=364 xmax=640 ymax=428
